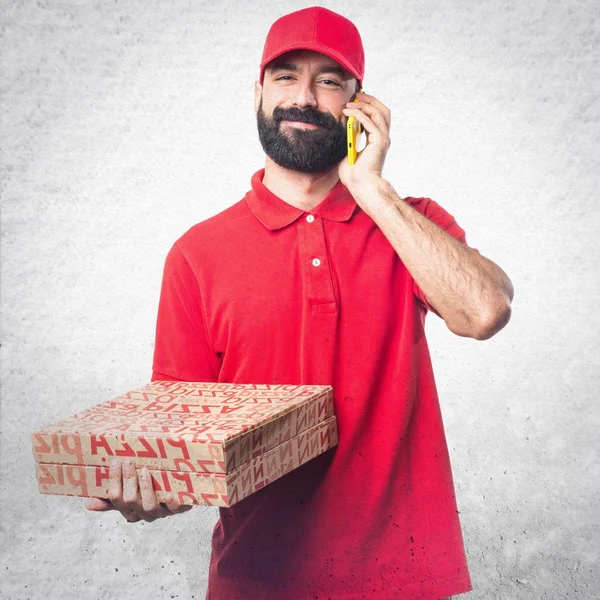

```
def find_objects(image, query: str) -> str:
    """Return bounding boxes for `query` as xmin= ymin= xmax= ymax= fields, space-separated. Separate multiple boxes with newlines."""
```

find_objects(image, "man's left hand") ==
xmin=338 ymin=92 xmax=392 ymax=192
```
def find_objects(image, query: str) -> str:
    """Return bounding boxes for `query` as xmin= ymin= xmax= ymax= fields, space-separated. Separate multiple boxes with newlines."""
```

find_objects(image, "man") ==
xmin=86 ymin=7 xmax=513 ymax=599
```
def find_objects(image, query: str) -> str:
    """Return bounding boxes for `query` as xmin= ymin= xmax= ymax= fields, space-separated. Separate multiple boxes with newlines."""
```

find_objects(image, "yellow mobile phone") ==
xmin=347 ymin=89 xmax=364 ymax=165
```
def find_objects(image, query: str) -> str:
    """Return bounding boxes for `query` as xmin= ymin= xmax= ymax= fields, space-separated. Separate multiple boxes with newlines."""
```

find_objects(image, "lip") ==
xmin=281 ymin=120 xmax=321 ymax=130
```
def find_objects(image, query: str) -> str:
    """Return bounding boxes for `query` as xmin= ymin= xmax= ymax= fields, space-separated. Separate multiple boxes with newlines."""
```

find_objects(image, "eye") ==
xmin=320 ymin=79 xmax=341 ymax=87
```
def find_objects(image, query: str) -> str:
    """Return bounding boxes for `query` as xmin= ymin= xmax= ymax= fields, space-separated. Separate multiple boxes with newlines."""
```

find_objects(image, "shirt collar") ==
xmin=245 ymin=169 xmax=358 ymax=231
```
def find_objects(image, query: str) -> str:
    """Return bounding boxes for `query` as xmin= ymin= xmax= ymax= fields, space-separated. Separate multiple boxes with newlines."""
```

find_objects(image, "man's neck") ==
xmin=262 ymin=156 xmax=341 ymax=211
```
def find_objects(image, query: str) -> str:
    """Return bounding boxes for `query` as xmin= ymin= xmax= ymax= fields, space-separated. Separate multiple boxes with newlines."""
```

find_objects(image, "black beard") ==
xmin=256 ymin=98 xmax=347 ymax=173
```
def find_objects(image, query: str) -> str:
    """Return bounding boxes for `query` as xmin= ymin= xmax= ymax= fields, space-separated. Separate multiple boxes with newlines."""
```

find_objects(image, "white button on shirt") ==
xmin=312 ymin=258 xmax=321 ymax=267
xmin=306 ymin=215 xmax=315 ymax=223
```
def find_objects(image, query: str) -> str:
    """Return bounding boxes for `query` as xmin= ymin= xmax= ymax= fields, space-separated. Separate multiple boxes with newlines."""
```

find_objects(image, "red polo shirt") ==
xmin=152 ymin=169 xmax=473 ymax=600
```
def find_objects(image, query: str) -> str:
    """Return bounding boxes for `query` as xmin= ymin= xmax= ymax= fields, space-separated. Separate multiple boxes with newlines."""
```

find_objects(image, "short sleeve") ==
xmin=151 ymin=243 xmax=221 ymax=382
xmin=405 ymin=197 xmax=472 ymax=315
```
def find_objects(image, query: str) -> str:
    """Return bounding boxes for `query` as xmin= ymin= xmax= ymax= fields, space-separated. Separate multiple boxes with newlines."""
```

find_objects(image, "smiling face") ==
xmin=255 ymin=50 xmax=358 ymax=173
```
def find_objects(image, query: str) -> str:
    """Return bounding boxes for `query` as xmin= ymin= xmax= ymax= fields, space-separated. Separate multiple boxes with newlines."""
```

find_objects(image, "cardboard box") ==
xmin=32 ymin=381 xmax=337 ymax=506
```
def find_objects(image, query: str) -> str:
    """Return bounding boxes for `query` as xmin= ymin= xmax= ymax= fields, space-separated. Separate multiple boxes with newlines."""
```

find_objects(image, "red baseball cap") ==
xmin=259 ymin=7 xmax=364 ymax=86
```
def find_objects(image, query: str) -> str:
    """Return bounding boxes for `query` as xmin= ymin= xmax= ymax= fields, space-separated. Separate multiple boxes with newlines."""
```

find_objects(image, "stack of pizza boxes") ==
xmin=31 ymin=381 xmax=337 ymax=507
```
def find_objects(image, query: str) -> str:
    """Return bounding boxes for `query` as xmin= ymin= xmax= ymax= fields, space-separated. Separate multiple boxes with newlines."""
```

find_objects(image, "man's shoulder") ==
xmin=175 ymin=196 xmax=253 ymax=249
xmin=404 ymin=196 xmax=433 ymax=214
xmin=403 ymin=195 xmax=466 ymax=242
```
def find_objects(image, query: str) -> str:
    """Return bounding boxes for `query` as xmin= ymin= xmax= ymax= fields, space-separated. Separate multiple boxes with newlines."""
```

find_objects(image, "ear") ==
xmin=254 ymin=81 xmax=263 ymax=116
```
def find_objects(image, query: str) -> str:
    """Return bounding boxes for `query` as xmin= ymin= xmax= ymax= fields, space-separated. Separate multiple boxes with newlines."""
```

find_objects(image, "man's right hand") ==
xmin=84 ymin=458 xmax=193 ymax=523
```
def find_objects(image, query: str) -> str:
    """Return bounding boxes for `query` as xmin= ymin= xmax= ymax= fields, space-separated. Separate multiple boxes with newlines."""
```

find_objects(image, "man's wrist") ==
xmin=348 ymin=176 xmax=399 ymax=212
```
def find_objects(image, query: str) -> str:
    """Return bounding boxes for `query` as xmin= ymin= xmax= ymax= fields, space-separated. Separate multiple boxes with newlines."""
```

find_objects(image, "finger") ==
xmin=352 ymin=101 xmax=390 ymax=132
xmin=108 ymin=459 xmax=123 ymax=504
xmin=343 ymin=108 xmax=388 ymax=150
xmin=123 ymin=509 xmax=142 ymax=523
xmin=343 ymin=107 xmax=376 ymax=134
xmin=84 ymin=498 xmax=116 ymax=511
xmin=121 ymin=459 xmax=139 ymax=504
xmin=163 ymin=494 xmax=194 ymax=514
xmin=354 ymin=92 xmax=392 ymax=130
xmin=345 ymin=102 xmax=389 ymax=135
xmin=354 ymin=94 xmax=392 ymax=131
xmin=137 ymin=466 xmax=161 ymax=514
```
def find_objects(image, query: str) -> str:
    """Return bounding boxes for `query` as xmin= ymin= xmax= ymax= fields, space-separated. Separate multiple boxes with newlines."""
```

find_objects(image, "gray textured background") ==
xmin=1 ymin=1 xmax=599 ymax=598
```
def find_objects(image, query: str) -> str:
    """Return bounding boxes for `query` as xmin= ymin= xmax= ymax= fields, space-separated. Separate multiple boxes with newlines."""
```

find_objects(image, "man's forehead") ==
xmin=266 ymin=50 xmax=352 ymax=78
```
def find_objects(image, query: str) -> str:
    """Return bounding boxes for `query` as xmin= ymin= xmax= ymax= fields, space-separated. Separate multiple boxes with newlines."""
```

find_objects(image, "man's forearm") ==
xmin=350 ymin=177 xmax=514 ymax=340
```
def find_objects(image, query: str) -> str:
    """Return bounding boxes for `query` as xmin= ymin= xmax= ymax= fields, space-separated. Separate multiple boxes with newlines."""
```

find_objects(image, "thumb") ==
xmin=84 ymin=498 xmax=115 ymax=511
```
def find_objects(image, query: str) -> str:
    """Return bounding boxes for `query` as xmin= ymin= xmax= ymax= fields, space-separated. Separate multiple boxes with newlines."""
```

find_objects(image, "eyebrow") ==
xmin=268 ymin=62 xmax=348 ymax=79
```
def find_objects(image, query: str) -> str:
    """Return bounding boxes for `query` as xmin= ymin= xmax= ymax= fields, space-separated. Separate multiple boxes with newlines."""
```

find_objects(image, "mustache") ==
xmin=272 ymin=106 xmax=339 ymax=129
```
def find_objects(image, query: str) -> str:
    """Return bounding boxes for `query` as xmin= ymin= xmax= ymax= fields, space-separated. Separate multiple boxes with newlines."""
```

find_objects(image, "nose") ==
xmin=291 ymin=81 xmax=317 ymax=109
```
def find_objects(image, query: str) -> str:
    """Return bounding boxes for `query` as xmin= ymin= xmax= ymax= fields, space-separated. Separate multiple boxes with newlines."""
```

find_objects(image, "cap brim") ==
xmin=260 ymin=43 xmax=362 ymax=85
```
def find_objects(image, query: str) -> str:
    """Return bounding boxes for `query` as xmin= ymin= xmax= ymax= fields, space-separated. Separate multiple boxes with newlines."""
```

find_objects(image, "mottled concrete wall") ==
xmin=1 ymin=1 xmax=598 ymax=598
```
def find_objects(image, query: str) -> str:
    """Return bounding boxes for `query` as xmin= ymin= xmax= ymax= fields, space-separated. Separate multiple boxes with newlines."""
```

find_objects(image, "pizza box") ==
xmin=32 ymin=381 xmax=337 ymax=507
